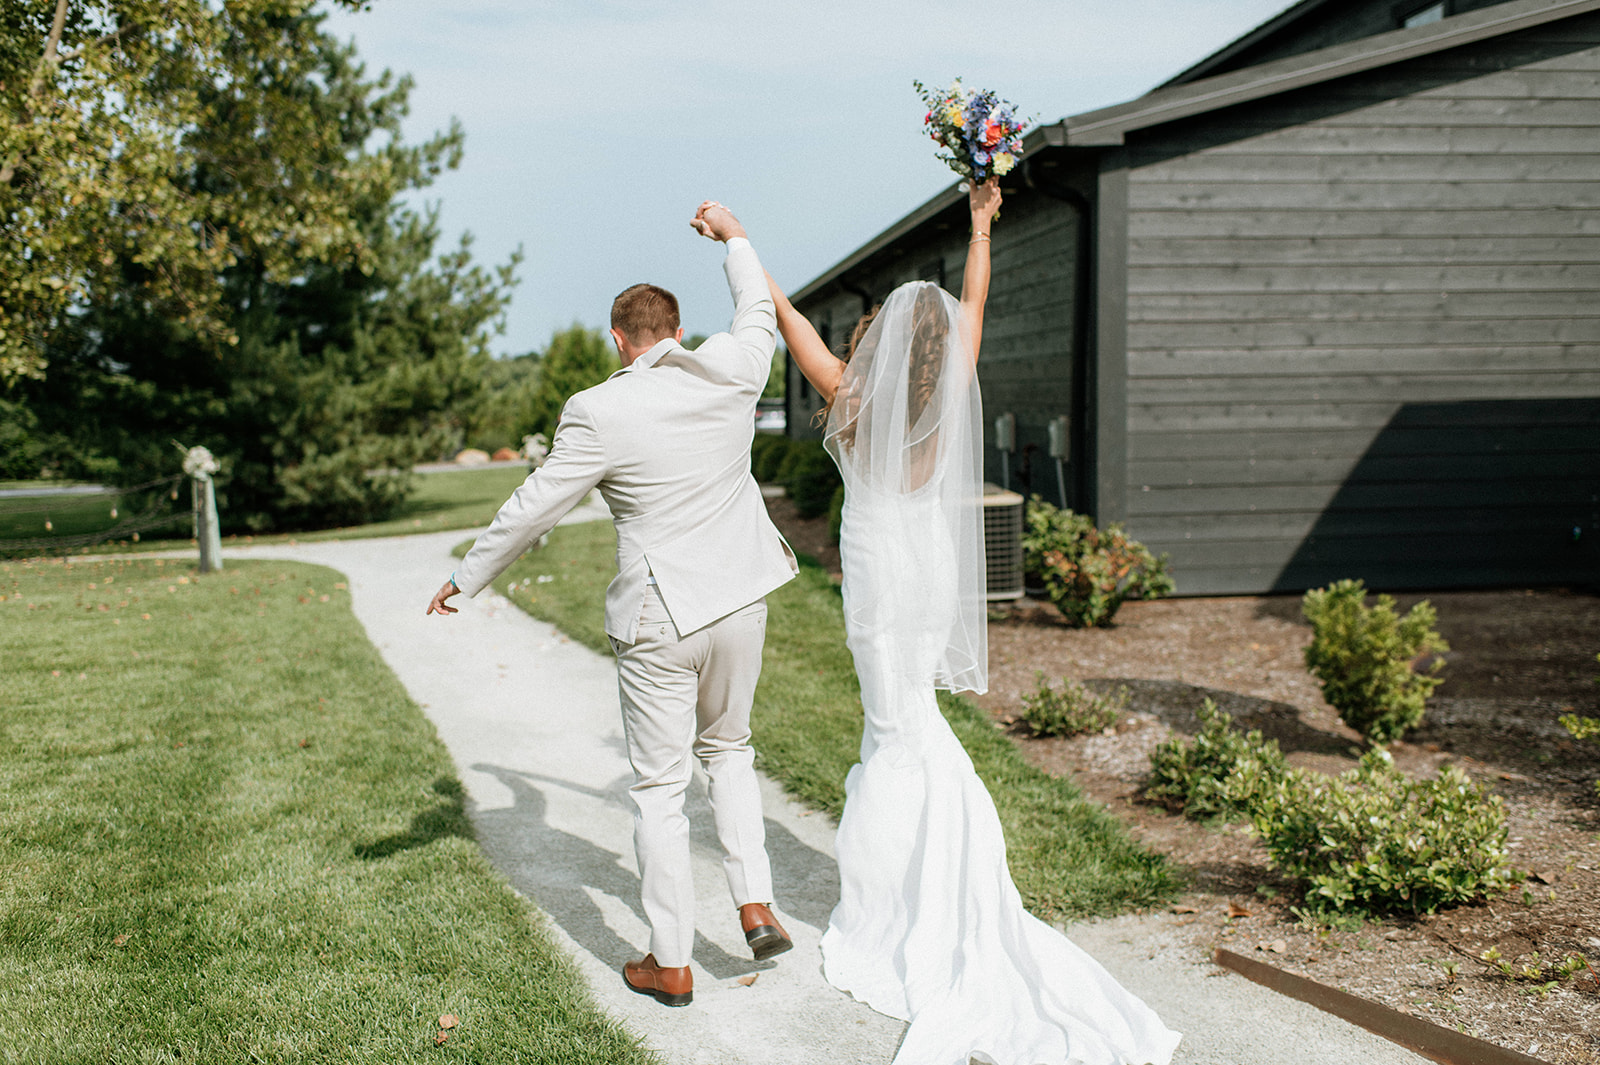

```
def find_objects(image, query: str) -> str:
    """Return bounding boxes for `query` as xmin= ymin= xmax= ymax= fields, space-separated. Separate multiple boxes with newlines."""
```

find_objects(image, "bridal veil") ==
xmin=822 ymin=281 xmax=987 ymax=695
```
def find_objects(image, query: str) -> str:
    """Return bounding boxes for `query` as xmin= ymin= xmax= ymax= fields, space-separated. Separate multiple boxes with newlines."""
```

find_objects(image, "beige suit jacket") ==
xmin=453 ymin=238 xmax=798 ymax=642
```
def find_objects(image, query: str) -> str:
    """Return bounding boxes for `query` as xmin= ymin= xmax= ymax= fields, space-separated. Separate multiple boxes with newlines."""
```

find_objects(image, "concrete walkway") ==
xmin=217 ymin=520 xmax=1429 ymax=1065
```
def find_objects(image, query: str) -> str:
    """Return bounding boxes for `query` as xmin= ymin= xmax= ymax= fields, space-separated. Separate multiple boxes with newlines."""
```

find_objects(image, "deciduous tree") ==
xmin=0 ymin=0 xmax=391 ymax=380
xmin=11 ymin=12 xmax=520 ymax=531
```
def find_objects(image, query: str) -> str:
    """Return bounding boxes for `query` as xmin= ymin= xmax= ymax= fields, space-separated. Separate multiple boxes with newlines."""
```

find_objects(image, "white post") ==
xmin=192 ymin=472 xmax=222 ymax=573
xmin=181 ymin=445 xmax=223 ymax=574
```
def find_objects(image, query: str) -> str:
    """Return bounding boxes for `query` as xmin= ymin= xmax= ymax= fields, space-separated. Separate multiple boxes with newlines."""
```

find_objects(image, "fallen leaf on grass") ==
xmin=112 ymin=934 xmax=130 ymax=946
xmin=1256 ymin=940 xmax=1287 ymax=954
xmin=737 ymin=974 xmax=758 ymax=987
xmin=434 ymin=1031 xmax=449 ymax=1045
xmin=438 ymin=1015 xmax=458 ymax=1029
xmin=1171 ymin=905 xmax=1198 ymax=915
xmin=1528 ymin=870 xmax=1559 ymax=885
xmin=1227 ymin=903 xmax=1252 ymax=919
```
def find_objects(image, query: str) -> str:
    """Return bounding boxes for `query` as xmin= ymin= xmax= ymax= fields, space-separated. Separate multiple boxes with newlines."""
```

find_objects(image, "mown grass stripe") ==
xmin=0 ymin=555 xmax=657 ymax=1064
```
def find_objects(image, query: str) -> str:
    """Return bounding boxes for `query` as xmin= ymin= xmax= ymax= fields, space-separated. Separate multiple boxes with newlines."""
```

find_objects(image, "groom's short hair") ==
xmin=611 ymin=284 xmax=680 ymax=346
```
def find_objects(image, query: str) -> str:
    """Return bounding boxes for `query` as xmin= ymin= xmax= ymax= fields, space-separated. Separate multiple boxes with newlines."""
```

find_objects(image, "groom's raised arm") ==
xmin=692 ymin=202 xmax=775 ymax=388
xmin=723 ymin=238 xmax=776 ymax=365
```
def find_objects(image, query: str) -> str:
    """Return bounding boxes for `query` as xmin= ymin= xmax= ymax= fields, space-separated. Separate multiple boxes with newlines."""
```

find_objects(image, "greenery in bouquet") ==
xmin=914 ymin=79 xmax=1026 ymax=184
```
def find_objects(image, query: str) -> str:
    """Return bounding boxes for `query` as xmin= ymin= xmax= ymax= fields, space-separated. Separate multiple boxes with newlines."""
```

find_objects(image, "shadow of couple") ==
xmin=358 ymin=755 xmax=838 ymax=981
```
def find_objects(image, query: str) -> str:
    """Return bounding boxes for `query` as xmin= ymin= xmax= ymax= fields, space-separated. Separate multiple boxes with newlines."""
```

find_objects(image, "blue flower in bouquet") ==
xmin=914 ymin=78 xmax=1029 ymax=185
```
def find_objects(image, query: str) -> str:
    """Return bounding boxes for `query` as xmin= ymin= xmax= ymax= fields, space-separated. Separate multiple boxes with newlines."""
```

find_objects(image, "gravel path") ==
xmin=203 ymin=519 xmax=1430 ymax=1065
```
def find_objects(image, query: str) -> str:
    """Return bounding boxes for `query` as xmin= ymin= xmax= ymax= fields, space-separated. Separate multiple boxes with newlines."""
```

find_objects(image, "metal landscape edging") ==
xmin=1213 ymin=948 xmax=1550 ymax=1065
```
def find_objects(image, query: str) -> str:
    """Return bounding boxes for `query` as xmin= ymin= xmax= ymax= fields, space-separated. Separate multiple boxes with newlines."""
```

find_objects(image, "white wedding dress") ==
xmin=819 ymin=283 xmax=1180 ymax=1065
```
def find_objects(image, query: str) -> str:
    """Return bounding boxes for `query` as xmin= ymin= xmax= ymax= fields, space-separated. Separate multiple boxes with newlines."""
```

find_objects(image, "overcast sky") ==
xmin=320 ymin=0 xmax=1291 ymax=355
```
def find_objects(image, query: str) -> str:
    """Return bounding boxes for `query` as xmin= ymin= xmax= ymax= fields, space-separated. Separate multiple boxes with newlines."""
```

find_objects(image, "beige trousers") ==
xmin=612 ymin=585 xmax=773 ymax=968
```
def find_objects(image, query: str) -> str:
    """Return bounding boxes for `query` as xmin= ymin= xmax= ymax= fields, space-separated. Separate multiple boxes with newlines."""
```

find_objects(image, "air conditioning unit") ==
xmin=982 ymin=484 xmax=1025 ymax=600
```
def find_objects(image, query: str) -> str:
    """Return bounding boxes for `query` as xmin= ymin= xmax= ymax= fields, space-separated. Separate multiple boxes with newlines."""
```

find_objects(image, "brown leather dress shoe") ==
xmin=623 ymin=954 xmax=693 ymax=1007
xmin=739 ymin=902 xmax=793 ymax=961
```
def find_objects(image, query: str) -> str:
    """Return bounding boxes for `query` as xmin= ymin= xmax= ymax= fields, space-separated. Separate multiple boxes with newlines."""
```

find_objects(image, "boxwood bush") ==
xmin=1302 ymin=579 xmax=1449 ymax=745
xmin=1559 ymin=653 xmax=1600 ymax=799
xmin=778 ymin=440 xmax=842 ymax=520
xmin=1021 ymin=673 xmax=1127 ymax=737
xmin=1248 ymin=749 xmax=1517 ymax=917
xmin=1144 ymin=699 xmax=1289 ymax=821
xmin=1146 ymin=700 xmax=1516 ymax=917
xmin=750 ymin=433 xmax=791 ymax=483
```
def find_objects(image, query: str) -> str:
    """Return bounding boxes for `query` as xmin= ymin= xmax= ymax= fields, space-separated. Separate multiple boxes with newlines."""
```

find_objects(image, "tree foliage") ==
xmin=0 ymin=0 xmax=405 ymax=381
xmin=524 ymin=325 xmax=618 ymax=439
xmin=7 ymin=8 xmax=520 ymax=531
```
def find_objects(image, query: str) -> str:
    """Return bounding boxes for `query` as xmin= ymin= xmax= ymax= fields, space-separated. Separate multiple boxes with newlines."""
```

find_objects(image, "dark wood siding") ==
xmin=1121 ymin=17 xmax=1600 ymax=594
xmin=970 ymin=191 xmax=1083 ymax=506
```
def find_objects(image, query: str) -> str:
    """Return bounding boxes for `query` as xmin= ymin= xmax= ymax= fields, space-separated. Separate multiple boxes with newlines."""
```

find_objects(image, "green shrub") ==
xmin=1559 ymin=654 xmax=1600 ymax=798
xmin=1302 ymin=579 xmax=1450 ymax=745
xmin=1248 ymin=749 xmax=1517 ymax=917
xmin=1021 ymin=673 xmax=1127 ymax=737
xmin=1021 ymin=497 xmax=1174 ymax=628
xmin=526 ymin=325 xmax=621 ymax=438
xmin=750 ymin=434 xmax=792 ymax=483
xmin=827 ymin=483 xmax=845 ymax=545
xmin=780 ymin=440 xmax=842 ymax=519
xmin=1144 ymin=699 xmax=1289 ymax=821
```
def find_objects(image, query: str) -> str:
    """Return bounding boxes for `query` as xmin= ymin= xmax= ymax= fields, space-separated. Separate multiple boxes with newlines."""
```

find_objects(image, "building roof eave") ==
xmin=789 ymin=125 xmax=1073 ymax=305
xmin=1155 ymin=0 xmax=1343 ymax=89
xmin=1064 ymin=0 xmax=1600 ymax=146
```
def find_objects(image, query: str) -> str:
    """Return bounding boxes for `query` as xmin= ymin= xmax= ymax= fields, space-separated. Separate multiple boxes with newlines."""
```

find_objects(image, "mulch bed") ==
xmin=766 ymin=495 xmax=1600 ymax=1065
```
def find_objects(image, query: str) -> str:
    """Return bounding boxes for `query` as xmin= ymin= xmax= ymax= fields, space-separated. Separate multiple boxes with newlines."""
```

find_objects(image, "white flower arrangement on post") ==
xmin=178 ymin=443 xmax=223 ymax=573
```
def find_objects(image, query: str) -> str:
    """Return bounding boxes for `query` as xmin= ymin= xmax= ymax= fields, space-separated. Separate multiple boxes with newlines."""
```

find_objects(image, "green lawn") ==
xmin=240 ymin=465 xmax=533 ymax=545
xmin=0 ymin=465 xmax=531 ymax=556
xmin=0 ymin=555 xmax=656 ymax=1065
xmin=471 ymin=522 xmax=1180 ymax=921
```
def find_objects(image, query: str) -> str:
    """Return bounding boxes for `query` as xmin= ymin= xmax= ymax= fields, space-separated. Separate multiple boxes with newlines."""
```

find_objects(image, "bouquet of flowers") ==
xmin=914 ymin=78 xmax=1027 ymax=185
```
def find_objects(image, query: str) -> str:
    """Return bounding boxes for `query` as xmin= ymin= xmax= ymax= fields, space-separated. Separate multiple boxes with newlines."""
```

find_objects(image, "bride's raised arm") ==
xmin=959 ymin=180 xmax=1002 ymax=363
xmin=767 ymin=272 xmax=845 ymax=405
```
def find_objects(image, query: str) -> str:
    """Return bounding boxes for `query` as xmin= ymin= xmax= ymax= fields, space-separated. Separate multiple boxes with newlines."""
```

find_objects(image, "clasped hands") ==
xmin=691 ymin=200 xmax=746 ymax=243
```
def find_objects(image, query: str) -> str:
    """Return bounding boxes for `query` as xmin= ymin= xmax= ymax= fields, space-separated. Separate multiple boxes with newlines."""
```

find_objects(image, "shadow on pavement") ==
xmin=470 ymin=762 xmax=803 ymax=980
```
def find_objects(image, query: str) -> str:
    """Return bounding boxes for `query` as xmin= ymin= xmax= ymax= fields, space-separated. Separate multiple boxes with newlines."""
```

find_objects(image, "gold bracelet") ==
xmin=970 ymin=233 xmax=990 ymax=243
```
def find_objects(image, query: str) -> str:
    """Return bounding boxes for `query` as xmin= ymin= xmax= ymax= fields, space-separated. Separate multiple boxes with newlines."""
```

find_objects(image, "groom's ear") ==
xmin=675 ymin=327 xmax=684 ymax=344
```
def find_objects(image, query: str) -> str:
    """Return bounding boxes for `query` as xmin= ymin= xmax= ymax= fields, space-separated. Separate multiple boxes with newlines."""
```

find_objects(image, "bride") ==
xmin=719 ymin=182 xmax=1181 ymax=1065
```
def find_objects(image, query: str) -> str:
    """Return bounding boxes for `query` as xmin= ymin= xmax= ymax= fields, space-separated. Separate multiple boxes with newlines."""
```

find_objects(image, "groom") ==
xmin=427 ymin=201 xmax=798 ymax=1007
